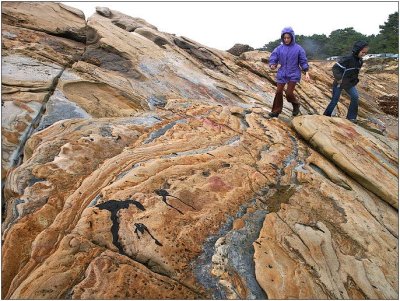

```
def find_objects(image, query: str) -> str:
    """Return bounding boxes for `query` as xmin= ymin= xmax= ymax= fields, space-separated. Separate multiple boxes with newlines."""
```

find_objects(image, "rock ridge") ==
xmin=1 ymin=2 xmax=398 ymax=300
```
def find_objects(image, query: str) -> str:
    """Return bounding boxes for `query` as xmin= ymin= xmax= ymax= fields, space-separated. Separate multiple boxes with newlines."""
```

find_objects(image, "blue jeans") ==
xmin=324 ymin=85 xmax=359 ymax=120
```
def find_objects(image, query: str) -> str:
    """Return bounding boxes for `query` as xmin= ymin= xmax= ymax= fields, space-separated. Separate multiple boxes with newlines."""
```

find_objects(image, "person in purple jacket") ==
xmin=268 ymin=27 xmax=310 ymax=118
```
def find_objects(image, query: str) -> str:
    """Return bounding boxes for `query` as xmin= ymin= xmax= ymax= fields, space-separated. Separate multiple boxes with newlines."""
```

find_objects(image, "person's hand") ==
xmin=304 ymin=72 xmax=310 ymax=82
xmin=270 ymin=64 xmax=277 ymax=70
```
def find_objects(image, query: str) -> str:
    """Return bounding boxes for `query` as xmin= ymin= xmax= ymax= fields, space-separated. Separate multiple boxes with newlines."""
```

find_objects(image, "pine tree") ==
xmin=258 ymin=12 xmax=399 ymax=58
xmin=377 ymin=12 xmax=399 ymax=53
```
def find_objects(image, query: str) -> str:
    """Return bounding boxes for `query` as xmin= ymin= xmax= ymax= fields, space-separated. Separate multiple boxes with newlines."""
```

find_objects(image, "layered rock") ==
xmin=292 ymin=116 xmax=398 ymax=209
xmin=1 ymin=2 xmax=86 ymax=41
xmin=1 ymin=2 xmax=86 ymax=179
xmin=1 ymin=2 xmax=398 ymax=300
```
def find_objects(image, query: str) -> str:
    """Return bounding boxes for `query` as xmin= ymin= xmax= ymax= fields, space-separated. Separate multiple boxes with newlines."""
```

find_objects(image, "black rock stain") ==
xmin=134 ymin=223 xmax=163 ymax=246
xmin=154 ymin=189 xmax=196 ymax=214
xmin=96 ymin=199 xmax=146 ymax=255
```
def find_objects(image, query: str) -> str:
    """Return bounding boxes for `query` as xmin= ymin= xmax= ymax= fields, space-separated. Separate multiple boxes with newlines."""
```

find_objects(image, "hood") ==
xmin=281 ymin=27 xmax=295 ymax=45
xmin=352 ymin=40 xmax=368 ymax=55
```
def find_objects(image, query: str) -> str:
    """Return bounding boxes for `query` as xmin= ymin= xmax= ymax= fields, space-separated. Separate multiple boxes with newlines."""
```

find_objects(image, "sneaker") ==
xmin=292 ymin=103 xmax=301 ymax=116
xmin=268 ymin=112 xmax=279 ymax=118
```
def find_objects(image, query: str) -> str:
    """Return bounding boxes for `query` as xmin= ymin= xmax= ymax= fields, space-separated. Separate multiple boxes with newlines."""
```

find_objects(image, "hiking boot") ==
xmin=292 ymin=103 xmax=301 ymax=116
xmin=349 ymin=119 xmax=357 ymax=124
xmin=268 ymin=112 xmax=279 ymax=118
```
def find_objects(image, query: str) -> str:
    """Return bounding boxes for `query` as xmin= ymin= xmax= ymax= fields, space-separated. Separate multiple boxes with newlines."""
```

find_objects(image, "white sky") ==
xmin=62 ymin=1 xmax=398 ymax=50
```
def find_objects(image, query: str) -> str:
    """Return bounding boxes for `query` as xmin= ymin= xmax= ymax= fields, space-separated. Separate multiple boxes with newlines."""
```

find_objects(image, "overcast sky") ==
xmin=62 ymin=1 xmax=398 ymax=50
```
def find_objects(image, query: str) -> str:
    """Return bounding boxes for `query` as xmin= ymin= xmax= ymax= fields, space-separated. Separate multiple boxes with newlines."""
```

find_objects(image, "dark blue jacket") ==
xmin=332 ymin=41 xmax=368 ymax=89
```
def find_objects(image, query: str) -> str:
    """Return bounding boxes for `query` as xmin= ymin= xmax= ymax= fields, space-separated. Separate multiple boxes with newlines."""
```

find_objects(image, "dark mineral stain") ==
xmin=97 ymin=199 xmax=145 ymax=212
xmin=154 ymin=189 xmax=196 ymax=214
xmin=134 ymin=223 xmax=163 ymax=246
xmin=202 ymin=170 xmax=211 ymax=177
xmin=96 ymin=199 xmax=146 ymax=255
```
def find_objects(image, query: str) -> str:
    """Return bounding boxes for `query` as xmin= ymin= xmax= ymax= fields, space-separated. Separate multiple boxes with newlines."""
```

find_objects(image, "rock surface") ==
xmin=227 ymin=43 xmax=255 ymax=56
xmin=1 ymin=2 xmax=398 ymax=300
xmin=292 ymin=116 xmax=398 ymax=209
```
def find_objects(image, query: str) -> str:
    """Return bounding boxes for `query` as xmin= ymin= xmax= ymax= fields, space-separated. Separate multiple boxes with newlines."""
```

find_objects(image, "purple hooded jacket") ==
xmin=269 ymin=27 xmax=309 ymax=84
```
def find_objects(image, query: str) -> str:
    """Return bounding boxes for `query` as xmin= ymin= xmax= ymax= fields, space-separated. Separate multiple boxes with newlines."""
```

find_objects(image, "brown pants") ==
xmin=271 ymin=82 xmax=299 ymax=114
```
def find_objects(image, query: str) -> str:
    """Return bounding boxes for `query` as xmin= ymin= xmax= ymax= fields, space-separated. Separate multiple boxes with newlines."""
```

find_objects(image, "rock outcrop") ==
xmin=227 ymin=43 xmax=255 ymax=56
xmin=1 ymin=2 xmax=398 ymax=300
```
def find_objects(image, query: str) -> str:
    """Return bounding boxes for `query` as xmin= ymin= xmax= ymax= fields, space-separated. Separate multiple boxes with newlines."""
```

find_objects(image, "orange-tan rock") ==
xmin=292 ymin=115 xmax=398 ymax=209
xmin=1 ymin=2 xmax=398 ymax=300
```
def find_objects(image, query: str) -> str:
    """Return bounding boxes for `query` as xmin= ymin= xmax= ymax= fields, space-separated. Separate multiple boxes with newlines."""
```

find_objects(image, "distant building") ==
xmin=363 ymin=53 xmax=399 ymax=60
xmin=326 ymin=56 xmax=341 ymax=61
xmin=326 ymin=53 xmax=398 ymax=61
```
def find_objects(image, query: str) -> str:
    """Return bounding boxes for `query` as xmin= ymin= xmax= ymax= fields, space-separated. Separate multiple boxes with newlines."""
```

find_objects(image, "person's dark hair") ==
xmin=352 ymin=41 xmax=368 ymax=55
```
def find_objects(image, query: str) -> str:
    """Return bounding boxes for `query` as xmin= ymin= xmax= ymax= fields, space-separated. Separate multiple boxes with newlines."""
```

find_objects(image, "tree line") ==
xmin=260 ymin=12 xmax=398 ymax=59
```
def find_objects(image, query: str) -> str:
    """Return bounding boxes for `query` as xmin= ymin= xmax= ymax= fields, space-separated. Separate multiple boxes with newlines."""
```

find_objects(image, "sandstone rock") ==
xmin=378 ymin=94 xmax=398 ymax=116
xmin=254 ymin=146 xmax=398 ymax=298
xmin=91 ymin=7 xmax=158 ymax=32
xmin=95 ymin=6 xmax=112 ymax=18
xmin=2 ymin=2 xmax=86 ymax=42
xmin=59 ymin=3 xmax=86 ymax=19
xmin=238 ymin=49 xmax=271 ymax=61
xmin=1 ymin=24 xmax=85 ymax=65
xmin=292 ymin=115 xmax=398 ymax=209
xmin=72 ymin=250 xmax=201 ymax=299
xmin=1 ymin=2 xmax=86 ymax=180
xmin=227 ymin=43 xmax=255 ymax=56
xmin=1 ymin=3 xmax=398 ymax=300
xmin=1 ymin=54 xmax=64 ymax=178
xmin=35 ymin=89 xmax=92 ymax=132
xmin=135 ymin=27 xmax=173 ymax=48
xmin=2 ymin=114 xmax=163 ymax=298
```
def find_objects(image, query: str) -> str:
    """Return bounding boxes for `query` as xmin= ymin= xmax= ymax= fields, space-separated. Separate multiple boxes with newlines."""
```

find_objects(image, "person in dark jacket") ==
xmin=323 ymin=41 xmax=369 ymax=122
xmin=268 ymin=27 xmax=310 ymax=118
